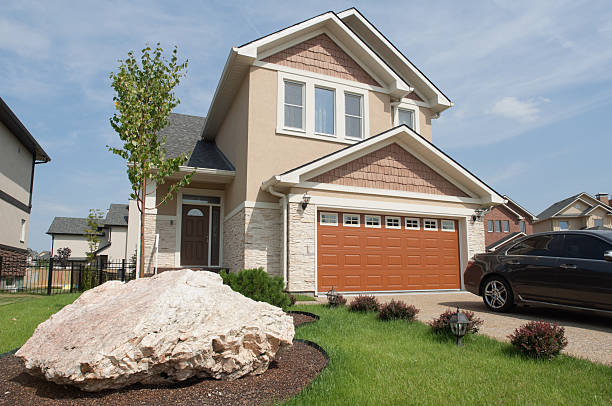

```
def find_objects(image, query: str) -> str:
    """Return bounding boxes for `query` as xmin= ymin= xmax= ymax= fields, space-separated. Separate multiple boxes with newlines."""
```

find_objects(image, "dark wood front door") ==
xmin=181 ymin=205 xmax=209 ymax=266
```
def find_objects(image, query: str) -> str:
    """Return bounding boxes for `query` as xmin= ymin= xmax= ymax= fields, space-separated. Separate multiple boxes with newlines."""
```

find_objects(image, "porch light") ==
xmin=472 ymin=208 xmax=487 ymax=222
xmin=301 ymin=192 xmax=311 ymax=210
xmin=449 ymin=307 xmax=470 ymax=346
xmin=326 ymin=286 xmax=340 ymax=307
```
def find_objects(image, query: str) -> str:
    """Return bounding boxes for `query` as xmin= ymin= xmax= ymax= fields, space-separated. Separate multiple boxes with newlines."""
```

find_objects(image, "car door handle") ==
xmin=560 ymin=264 xmax=577 ymax=269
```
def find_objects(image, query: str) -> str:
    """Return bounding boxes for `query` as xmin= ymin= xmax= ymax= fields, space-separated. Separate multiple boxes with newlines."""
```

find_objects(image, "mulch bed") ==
xmin=289 ymin=311 xmax=320 ymax=327
xmin=0 ymin=313 xmax=326 ymax=406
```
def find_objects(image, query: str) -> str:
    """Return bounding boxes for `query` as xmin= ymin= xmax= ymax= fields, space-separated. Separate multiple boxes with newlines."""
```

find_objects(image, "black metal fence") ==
xmin=0 ymin=256 xmax=136 ymax=295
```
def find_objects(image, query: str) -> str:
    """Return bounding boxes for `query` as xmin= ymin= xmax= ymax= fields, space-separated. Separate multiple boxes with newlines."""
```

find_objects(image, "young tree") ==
xmin=54 ymin=247 xmax=72 ymax=267
xmin=108 ymin=44 xmax=191 ymax=278
xmin=84 ymin=209 xmax=104 ymax=264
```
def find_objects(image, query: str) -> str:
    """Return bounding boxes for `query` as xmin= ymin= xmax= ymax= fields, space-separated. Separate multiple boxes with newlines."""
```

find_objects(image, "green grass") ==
xmin=283 ymin=305 xmax=612 ymax=406
xmin=0 ymin=293 xmax=80 ymax=353
xmin=292 ymin=294 xmax=316 ymax=302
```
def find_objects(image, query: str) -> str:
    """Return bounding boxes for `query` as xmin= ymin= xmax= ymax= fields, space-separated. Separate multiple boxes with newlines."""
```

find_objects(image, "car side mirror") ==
xmin=604 ymin=250 xmax=612 ymax=262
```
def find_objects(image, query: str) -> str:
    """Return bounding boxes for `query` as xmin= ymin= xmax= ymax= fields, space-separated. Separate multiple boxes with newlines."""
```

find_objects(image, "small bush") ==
xmin=508 ymin=320 xmax=568 ymax=359
xmin=328 ymin=293 xmax=347 ymax=308
xmin=348 ymin=295 xmax=380 ymax=312
xmin=288 ymin=293 xmax=296 ymax=306
xmin=377 ymin=300 xmax=419 ymax=322
xmin=219 ymin=268 xmax=291 ymax=309
xmin=428 ymin=308 xmax=484 ymax=335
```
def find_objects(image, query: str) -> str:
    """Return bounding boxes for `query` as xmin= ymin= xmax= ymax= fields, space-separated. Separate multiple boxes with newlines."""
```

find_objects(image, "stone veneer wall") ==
xmin=142 ymin=214 xmax=177 ymax=274
xmin=287 ymin=202 xmax=316 ymax=292
xmin=223 ymin=207 xmax=245 ymax=272
xmin=467 ymin=217 xmax=485 ymax=259
xmin=244 ymin=206 xmax=281 ymax=277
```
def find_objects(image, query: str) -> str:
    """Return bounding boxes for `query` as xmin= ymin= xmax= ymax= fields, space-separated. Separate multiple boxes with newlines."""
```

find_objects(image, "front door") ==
xmin=181 ymin=204 xmax=209 ymax=266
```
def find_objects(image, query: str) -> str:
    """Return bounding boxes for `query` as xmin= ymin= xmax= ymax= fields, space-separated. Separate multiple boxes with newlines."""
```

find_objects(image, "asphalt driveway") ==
xmin=305 ymin=291 xmax=612 ymax=365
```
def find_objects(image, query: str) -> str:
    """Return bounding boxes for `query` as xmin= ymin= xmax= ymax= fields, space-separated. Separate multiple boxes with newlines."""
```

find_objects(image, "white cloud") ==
xmin=490 ymin=97 xmax=540 ymax=122
xmin=0 ymin=17 xmax=50 ymax=58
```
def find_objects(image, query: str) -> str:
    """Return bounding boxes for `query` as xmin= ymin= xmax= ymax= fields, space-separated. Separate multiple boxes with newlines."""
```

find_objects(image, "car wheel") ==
xmin=482 ymin=277 xmax=514 ymax=312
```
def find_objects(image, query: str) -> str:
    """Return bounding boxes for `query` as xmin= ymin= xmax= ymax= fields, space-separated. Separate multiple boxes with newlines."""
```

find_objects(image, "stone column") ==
xmin=287 ymin=202 xmax=316 ymax=292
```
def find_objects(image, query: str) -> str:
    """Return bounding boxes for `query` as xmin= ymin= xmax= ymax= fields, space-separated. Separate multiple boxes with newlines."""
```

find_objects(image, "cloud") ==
xmin=0 ymin=17 xmax=50 ymax=58
xmin=490 ymin=97 xmax=540 ymax=122
xmin=486 ymin=161 xmax=531 ymax=184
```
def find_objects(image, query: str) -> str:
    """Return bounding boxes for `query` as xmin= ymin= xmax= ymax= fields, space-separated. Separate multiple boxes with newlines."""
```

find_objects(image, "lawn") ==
xmin=292 ymin=294 xmax=315 ymax=302
xmin=0 ymin=293 xmax=80 ymax=353
xmin=285 ymin=305 xmax=612 ymax=406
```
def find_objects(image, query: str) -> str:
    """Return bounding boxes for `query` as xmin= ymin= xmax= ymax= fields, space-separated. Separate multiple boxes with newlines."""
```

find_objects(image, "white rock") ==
xmin=16 ymin=270 xmax=294 ymax=391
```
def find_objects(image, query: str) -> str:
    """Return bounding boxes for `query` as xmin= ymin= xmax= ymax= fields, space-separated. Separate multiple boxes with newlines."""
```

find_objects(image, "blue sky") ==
xmin=2 ymin=1 xmax=612 ymax=252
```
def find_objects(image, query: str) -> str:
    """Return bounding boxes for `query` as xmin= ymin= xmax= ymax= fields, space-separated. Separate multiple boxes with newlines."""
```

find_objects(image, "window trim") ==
xmin=319 ymin=212 xmax=338 ymax=226
xmin=392 ymin=102 xmax=420 ymax=133
xmin=282 ymin=80 xmax=305 ymax=132
xmin=441 ymin=219 xmax=455 ymax=232
xmin=343 ymin=213 xmax=360 ymax=227
xmin=364 ymin=215 xmax=381 ymax=228
xmin=519 ymin=220 xmax=526 ymax=233
xmin=487 ymin=220 xmax=494 ymax=233
xmin=405 ymin=217 xmax=420 ymax=230
xmin=385 ymin=216 xmax=401 ymax=229
xmin=423 ymin=219 xmax=438 ymax=231
xmin=502 ymin=220 xmax=510 ymax=233
xmin=344 ymin=91 xmax=364 ymax=140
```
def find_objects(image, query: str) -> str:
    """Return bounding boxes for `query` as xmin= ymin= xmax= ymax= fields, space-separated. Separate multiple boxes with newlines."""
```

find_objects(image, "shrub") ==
xmin=348 ymin=295 xmax=380 ymax=312
xmin=428 ymin=308 xmax=484 ymax=335
xmin=377 ymin=300 xmax=419 ymax=322
xmin=288 ymin=293 xmax=297 ymax=306
xmin=328 ymin=293 xmax=347 ymax=308
xmin=508 ymin=320 xmax=568 ymax=359
xmin=219 ymin=268 xmax=291 ymax=309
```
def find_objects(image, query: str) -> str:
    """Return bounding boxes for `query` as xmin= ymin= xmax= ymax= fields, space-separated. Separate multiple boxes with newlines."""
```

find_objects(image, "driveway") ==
xmin=304 ymin=291 xmax=612 ymax=365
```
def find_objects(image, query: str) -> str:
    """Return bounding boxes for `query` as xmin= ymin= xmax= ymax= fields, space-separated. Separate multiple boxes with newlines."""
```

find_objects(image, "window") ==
xmin=315 ymin=87 xmax=335 ymax=135
xmin=487 ymin=220 xmax=494 ymax=232
xmin=559 ymin=221 xmax=569 ymax=231
xmin=364 ymin=215 xmax=381 ymax=228
xmin=187 ymin=209 xmax=204 ymax=216
xmin=345 ymin=93 xmax=363 ymax=139
xmin=520 ymin=220 xmax=526 ymax=233
xmin=503 ymin=220 xmax=510 ymax=233
xmin=424 ymin=219 xmax=438 ymax=231
xmin=441 ymin=220 xmax=455 ymax=232
xmin=183 ymin=195 xmax=221 ymax=205
xmin=405 ymin=218 xmax=420 ymax=230
xmin=564 ymin=235 xmax=611 ymax=260
xmin=385 ymin=216 xmax=401 ymax=229
xmin=320 ymin=212 xmax=338 ymax=226
xmin=594 ymin=218 xmax=604 ymax=227
xmin=20 ymin=219 xmax=26 ymax=243
xmin=343 ymin=214 xmax=360 ymax=227
xmin=507 ymin=235 xmax=564 ymax=257
xmin=494 ymin=220 xmax=501 ymax=232
xmin=284 ymin=81 xmax=304 ymax=130
xmin=397 ymin=108 xmax=415 ymax=129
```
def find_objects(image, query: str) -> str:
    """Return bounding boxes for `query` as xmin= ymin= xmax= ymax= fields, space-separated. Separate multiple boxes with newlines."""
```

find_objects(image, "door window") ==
xmin=563 ymin=235 xmax=612 ymax=260
xmin=507 ymin=235 xmax=564 ymax=257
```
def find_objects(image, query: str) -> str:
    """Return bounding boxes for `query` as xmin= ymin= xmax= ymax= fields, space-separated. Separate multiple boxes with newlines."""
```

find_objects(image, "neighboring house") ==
xmin=533 ymin=193 xmax=612 ymax=232
xmin=47 ymin=203 xmax=130 ymax=262
xmin=484 ymin=195 xmax=537 ymax=251
xmin=133 ymin=8 xmax=505 ymax=294
xmin=0 ymin=97 xmax=50 ymax=290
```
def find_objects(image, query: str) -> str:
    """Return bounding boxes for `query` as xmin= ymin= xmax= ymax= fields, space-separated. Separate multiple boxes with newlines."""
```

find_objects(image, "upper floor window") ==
xmin=20 ymin=219 xmax=26 ymax=243
xmin=519 ymin=220 xmax=526 ymax=233
xmin=559 ymin=220 xmax=569 ymax=230
xmin=284 ymin=81 xmax=304 ymax=130
xmin=345 ymin=93 xmax=363 ymax=139
xmin=397 ymin=108 xmax=414 ymax=129
xmin=315 ymin=87 xmax=335 ymax=135
xmin=503 ymin=220 xmax=510 ymax=233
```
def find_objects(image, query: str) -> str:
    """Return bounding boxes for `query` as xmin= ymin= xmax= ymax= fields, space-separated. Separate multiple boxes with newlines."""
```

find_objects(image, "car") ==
xmin=464 ymin=230 xmax=612 ymax=313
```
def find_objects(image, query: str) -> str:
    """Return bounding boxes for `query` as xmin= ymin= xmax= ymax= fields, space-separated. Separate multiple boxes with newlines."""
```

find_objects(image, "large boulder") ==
xmin=16 ymin=269 xmax=294 ymax=391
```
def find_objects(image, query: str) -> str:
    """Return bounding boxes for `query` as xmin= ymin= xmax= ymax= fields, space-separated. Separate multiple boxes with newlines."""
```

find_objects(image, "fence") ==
xmin=0 ymin=256 xmax=136 ymax=295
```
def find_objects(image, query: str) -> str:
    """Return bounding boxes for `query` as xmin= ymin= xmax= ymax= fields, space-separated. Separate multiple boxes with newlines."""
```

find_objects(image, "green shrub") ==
xmin=219 ymin=268 xmax=291 ymax=309
xmin=428 ymin=308 xmax=484 ymax=335
xmin=508 ymin=320 xmax=568 ymax=359
xmin=348 ymin=295 xmax=380 ymax=312
xmin=378 ymin=300 xmax=419 ymax=322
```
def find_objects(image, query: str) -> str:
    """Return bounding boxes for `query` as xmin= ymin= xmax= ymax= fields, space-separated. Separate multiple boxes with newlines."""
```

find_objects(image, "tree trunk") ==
xmin=139 ymin=176 xmax=147 ymax=278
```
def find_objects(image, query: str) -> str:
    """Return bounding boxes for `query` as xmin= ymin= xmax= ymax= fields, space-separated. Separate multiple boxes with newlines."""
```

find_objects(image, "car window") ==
xmin=507 ymin=235 xmax=564 ymax=257
xmin=563 ymin=235 xmax=612 ymax=260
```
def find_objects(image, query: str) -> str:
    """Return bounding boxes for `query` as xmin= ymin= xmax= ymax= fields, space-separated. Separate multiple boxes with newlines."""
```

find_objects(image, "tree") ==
xmin=108 ymin=44 xmax=191 ymax=278
xmin=54 ymin=247 xmax=72 ymax=267
xmin=84 ymin=209 xmax=104 ymax=264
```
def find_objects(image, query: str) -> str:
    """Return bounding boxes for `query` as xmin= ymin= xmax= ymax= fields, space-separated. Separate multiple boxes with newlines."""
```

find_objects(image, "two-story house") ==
xmin=133 ymin=9 xmax=504 ymax=294
xmin=533 ymin=192 xmax=612 ymax=232
xmin=0 ymin=97 xmax=50 ymax=289
xmin=484 ymin=195 xmax=537 ymax=251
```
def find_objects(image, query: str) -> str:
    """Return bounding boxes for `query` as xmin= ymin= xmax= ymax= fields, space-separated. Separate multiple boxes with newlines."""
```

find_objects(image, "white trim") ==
xmin=342 ymin=213 xmax=360 ymax=227
xmin=385 ymin=216 xmax=401 ymax=229
xmin=423 ymin=219 xmax=438 ymax=231
xmin=502 ymin=195 xmax=537 ymax=220
xmin=20 ymin=219 xmax=26 ymax=243
xmin=392 ymin=103 xmax=420 ymax=134
xmin=177 ymin=166 xmax=235 ymax=177
xmin=276 ymin=128 xmax=357 ymax=145
xmin=364 ymin=214 xmax=381 ymax=228
xmin=319 ymin=211 xmax=338 ymax=226
xmin=405 ymin=217 xmax=420 ymax=230
xmin=441 ymin=219 xmax=455 ymax=232
xmin=282 ymin=79 xmax=306 ymax=131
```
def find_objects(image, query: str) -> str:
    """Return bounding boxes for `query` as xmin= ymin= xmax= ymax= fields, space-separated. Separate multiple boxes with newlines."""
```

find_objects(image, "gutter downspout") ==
xmin=267 ymin=186 xmax=288 ymax=289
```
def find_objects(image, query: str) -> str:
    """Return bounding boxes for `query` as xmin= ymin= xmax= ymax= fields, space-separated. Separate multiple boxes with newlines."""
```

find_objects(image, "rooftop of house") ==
xmin=536 ymin=193 xmax=612 ymax=221
xmin=47 ymin=203 xmax=129 ymax=235
xmin=104 ymin=204 xmax=129 ymax=227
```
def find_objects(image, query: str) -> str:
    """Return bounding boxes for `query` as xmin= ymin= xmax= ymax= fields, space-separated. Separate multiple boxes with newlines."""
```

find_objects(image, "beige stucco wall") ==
xmin=369 ymin=91 xmax=392 ymax=135
xmin=0 ymin=120 xmax=33 ymax=206
xmin=98 ymin=226 xmax=128 ymax=261
xmin=51 ymin=235 xmax=90 ymax=259
xmin=156 ymin=180 xmax=226 ymax=216
xmin=0 ymin=200 xmax=28 ymax=249
xmin=418 ymin=107 xmax=433 ymax=142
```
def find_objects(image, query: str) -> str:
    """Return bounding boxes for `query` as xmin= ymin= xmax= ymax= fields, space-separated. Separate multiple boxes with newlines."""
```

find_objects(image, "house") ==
xmin=533 ymin=193 xmax=612 ymax=232
xmin=0 ymin=97 xmax=50 ymax=290
xmin=47 ymin=203 xmax=130 ymax=262
xmin=133 ymin=8 xmax=505 ymax=294
xmin=484 ymin=195 xmax=537 ymax=251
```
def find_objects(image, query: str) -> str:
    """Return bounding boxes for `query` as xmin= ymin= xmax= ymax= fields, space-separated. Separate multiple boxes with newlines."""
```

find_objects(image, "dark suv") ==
xmin=464 ymin=230 xmax=612 ymax=313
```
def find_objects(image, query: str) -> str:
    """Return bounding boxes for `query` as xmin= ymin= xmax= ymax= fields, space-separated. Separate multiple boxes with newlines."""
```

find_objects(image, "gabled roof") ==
xmin=160 ymin=113 xmax=235 ymax=171
xmin=47 ymin=217 xmax=90 ymax=235
xmin=0 ymin=96 xmax=50 ymax=163
xmin=502 ymin=195 xmax=537 ymax=221
xmin=202 ymin=9 xmax=450 ymax=139
xmin=263 ymin=125 xmax=504 ymax=205
xmin=487 ymin=232 xmax=526 ymax=252
xmin=104 ymin=204 xmax=129 ymax=226
xmin=536 ymin=192 xmax=612 ymax=222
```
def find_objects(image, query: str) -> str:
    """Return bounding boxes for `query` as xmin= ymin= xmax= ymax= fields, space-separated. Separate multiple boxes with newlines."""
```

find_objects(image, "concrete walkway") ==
xmin=299 ymin=292 xmax=612 ymax=366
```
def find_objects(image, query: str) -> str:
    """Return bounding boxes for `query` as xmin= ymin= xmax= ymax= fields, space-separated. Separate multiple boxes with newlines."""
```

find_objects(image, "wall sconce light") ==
xmin=472 ymin=208 xmax=487 ymax=222
xmin=301 ymin=192 xmax=311 ymax=210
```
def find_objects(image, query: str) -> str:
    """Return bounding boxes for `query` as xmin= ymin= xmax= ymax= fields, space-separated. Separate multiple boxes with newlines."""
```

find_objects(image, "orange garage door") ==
xmin=317 ymin=211 xmax=460 ymax=292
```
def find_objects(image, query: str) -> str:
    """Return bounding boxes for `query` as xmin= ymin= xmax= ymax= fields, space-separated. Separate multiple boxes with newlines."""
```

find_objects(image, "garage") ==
xmin=317 ymin=210 xmax=460 ymax=292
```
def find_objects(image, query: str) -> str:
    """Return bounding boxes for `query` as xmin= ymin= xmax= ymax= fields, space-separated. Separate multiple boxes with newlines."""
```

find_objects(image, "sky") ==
xmin=2 ymin=0 xmax=612 ymax=252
